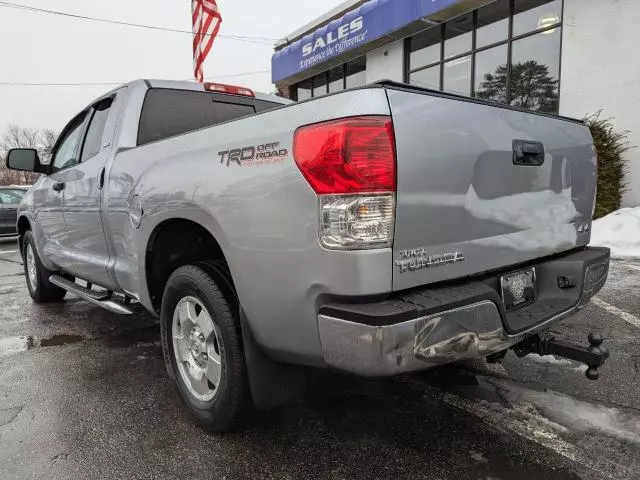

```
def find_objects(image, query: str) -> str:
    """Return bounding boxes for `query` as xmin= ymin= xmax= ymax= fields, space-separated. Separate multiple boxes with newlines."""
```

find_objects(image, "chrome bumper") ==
xmin=318 ymin=255 xmax=609 ymax=376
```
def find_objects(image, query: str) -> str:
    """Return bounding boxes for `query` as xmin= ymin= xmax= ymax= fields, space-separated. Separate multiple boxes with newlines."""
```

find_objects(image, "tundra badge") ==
xmin=395 ymin=249 xmax=465 ymax=273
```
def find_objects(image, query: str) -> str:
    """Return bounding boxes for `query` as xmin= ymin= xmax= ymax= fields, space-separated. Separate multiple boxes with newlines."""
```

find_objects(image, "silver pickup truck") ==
xmin=6 ymin=79 xmax=610 ymax=432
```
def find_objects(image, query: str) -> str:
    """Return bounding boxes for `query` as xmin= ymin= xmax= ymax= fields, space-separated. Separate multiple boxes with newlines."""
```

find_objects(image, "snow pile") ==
xmin=591 ymin=207 xmax=640 ymax=259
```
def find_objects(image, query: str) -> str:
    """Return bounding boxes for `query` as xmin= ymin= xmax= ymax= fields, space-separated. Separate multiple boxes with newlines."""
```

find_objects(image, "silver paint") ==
xmin=14 ymin=80 xmax=601 ymax=369
xmin=386 ymin=89 xmax=597 ymax=291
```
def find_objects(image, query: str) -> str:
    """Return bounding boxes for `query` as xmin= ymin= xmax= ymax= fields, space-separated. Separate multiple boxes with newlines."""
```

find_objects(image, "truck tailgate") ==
xmin=386 ymin=86 xmax=597 ymax=291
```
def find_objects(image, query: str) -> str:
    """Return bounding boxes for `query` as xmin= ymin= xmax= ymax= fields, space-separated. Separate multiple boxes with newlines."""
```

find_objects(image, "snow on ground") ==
xmin=591 ymin=207 xmax=640 ymax=259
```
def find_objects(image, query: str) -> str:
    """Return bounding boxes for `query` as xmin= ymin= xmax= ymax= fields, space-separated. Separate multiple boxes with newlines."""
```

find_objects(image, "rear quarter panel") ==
xmin=105 ymin=88 xmax=392 ymax=365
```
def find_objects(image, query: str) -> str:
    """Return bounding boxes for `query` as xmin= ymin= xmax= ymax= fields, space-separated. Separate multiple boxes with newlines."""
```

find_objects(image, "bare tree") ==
xmin=39 ymin=128 xmax=58 ymax=163
xmin=0 ymin=124 xmax=59 ymax=185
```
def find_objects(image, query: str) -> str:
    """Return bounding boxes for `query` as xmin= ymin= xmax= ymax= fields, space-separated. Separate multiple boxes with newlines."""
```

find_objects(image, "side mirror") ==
xmin=6 ymin=148 xmax=47 ymax=174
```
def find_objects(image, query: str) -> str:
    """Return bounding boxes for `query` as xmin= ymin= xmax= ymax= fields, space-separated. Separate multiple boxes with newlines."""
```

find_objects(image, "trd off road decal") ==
xmin=218 ymin=142 xmax=288 ymax=167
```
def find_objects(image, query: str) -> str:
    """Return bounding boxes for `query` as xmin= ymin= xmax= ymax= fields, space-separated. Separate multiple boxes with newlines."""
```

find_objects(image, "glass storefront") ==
xmin=408 ymin=0 xmax=563 ymax=114
xmin=292 ymin=57 xmax=366 ymax=101
xmin=284 ymin=0 xmax=562 ymax=113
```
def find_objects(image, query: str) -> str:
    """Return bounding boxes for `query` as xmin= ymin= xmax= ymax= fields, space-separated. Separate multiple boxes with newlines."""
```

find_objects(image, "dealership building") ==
xmin=272 ymin=0 xmax=640 ymax=206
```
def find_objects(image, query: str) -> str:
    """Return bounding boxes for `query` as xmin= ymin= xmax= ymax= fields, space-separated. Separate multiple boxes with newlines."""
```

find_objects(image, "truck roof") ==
xmin=94 ymin=79 xmax=290 ymax=107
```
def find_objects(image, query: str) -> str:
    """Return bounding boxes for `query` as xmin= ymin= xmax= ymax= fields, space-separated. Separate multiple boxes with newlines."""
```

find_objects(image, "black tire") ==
xmin=22 ymin=230 xmax=66 ymax=303
xmin=160 ymin=264 xmax=249 ymax=432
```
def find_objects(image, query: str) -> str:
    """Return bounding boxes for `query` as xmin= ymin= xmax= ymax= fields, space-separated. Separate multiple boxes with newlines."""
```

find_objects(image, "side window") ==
xmin=137 ymin=89 xmax=256 ymax=146
xmin=81 ymin=97 xmax=113 ymax=162
xmin=52 ymin=113 xmax=88 ymax=171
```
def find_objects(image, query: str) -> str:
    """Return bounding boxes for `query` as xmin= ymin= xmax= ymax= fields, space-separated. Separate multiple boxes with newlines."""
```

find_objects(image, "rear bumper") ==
xmin=317 ymin=247 xmax=609 ymax=376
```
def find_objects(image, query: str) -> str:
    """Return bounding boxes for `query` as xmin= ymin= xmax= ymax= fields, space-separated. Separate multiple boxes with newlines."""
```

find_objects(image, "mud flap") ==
xmin=240 ymin=310 xmax=309 ymax=410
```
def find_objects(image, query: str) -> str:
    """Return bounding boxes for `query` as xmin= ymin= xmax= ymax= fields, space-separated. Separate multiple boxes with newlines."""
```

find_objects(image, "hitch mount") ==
xmin=512 ymin=333 xmax=609 ymax=380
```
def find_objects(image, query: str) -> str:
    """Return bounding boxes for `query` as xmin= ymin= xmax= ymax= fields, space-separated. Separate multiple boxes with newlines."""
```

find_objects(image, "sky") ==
xmin=0 ymin=0 xmax=346 ymax=132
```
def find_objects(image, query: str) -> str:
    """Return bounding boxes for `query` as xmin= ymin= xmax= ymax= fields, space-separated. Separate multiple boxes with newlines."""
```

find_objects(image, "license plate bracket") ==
xmin=500 ymin=268 xmax=536 ymax=311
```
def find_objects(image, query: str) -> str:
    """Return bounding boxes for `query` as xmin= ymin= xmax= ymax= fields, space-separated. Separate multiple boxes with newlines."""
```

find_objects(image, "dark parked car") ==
xmin=0 ymin=187 xmax=28 ymax=236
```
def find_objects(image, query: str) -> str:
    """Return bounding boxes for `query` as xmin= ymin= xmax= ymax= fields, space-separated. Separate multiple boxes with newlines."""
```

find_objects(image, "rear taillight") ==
xmin=293 ymin=116 xmax=396 ymax=250
xmin=293 ymin=116 xmax=395 ymax=194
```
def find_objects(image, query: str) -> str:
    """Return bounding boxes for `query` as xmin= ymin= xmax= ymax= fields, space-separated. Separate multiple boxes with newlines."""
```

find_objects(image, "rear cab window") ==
xmin=137 ymin=88 xmax=281 ymax=146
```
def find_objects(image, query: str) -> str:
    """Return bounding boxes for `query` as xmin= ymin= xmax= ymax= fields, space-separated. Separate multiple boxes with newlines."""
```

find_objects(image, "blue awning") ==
xmin=271 ymin=0 xmax=461 ymax=83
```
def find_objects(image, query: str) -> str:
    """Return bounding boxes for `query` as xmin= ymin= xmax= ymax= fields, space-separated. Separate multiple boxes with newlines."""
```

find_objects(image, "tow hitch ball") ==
xmin=513 ymin=333 xmax=610 ymax=380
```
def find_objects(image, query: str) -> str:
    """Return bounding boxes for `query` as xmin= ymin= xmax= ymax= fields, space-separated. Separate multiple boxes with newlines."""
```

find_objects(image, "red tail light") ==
xmin=293 ymin=116 xmax=396 ymax=194
xmin=204 ymin=82 xmax=255 ymax=97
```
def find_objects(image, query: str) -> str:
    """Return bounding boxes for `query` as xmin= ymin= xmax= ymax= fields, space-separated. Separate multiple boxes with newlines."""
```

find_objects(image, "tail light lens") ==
xmin=293 ymin=116 xmax=396 ymax=250
xmin=293 ymin=116 xmax=395 ymax=194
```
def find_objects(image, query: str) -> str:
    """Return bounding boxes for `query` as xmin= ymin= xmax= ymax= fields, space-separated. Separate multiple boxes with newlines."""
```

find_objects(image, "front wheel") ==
xmin=160 ymin=264 xmax=249 ymax=432
xmin=22 ymin=230 xmax=66 ymax=302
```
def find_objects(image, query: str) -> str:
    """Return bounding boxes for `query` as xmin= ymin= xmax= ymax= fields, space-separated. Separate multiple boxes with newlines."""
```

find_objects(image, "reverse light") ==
xmin=293 ymin=116 xmax=396 ymax=250
xmin=204 ymin=82 xmax=255 ymax=97
xmin=320 ymin=194 xmax=395 ymax=249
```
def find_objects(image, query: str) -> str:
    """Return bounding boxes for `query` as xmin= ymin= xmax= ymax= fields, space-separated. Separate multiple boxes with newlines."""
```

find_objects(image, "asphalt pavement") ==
xmin=1 ymin=237 xmax=639 ymax=480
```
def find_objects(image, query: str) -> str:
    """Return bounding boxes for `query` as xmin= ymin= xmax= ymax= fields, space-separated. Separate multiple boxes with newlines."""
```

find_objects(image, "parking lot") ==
xmin=1 ymin=238 xmax=639 ymax=480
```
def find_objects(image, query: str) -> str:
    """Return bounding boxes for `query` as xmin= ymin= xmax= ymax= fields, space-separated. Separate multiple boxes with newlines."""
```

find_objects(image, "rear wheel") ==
xmin=22 ymin=230 xmax=66 ymax=302
xmin=160 ymin=264 xmax=249 ymax=432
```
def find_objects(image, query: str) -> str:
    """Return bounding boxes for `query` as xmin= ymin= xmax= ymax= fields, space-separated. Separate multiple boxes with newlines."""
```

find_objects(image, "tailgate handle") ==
xmin=513 ymin=140 xmax=545 ymax=166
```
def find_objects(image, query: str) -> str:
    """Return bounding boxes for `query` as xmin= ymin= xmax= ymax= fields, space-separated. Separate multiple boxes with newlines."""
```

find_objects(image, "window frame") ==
xmin=406 ymin=0 xmax=564 ymax=111
xmin=50 ymin=110 xmax=91 ymax=173
xmin=79 ymin=96 xmax=115 ymax=164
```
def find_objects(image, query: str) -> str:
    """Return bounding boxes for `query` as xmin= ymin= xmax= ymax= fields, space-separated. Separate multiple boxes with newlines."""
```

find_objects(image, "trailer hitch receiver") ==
xmin=513 ymin=333 xmax=609 ymax=380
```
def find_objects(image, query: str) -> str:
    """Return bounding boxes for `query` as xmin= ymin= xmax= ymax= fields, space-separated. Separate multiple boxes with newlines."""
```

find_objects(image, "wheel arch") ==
xmin=17 ymin=215 xmax=31 ymax=253
xmin=143 ymin=214 xmax=235 ymax=314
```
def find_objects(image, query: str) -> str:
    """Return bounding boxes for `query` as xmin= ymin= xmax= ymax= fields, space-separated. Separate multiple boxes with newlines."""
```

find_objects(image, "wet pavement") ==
xmin=1 ymin=237 xmax=639 ymax=480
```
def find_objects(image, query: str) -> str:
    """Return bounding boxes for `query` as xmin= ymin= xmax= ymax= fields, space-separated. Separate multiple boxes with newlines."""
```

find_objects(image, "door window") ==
xmin=52 ymin=113 xmax=88 ymax=171
xmin=81 ymin=98 xmax=113 ymax=162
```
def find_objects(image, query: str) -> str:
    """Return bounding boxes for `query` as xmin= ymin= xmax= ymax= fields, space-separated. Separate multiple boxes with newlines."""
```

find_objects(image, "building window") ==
xmin=328 ymin=66 xmax=344 ymax=93
xmin=292 ymin=56 xmax=366 ymax=101
xmin=444 ymin=13 xmax=473 ymax=60
xmin=409 ymin=65 xmax=440 ymax=90
xmin=409 ymin=26 xmax=441 ymax=71
xmin=346 ymin=57 xmax=367 ymax=88
xmin=474 ymin=44 xmax=509 ymax=102
xmin=407 ymin=0 xmax=563 ymax=114
xmin=313 ymin=73 xmax=328 ymax=97
xmin=513 ymin=0 xmax=562 ymax=36
xmin=476 ymin=0 xmax=509 ymax=48
xmin=443 ymin=56 xmax=471 ymax=95
xmin=296 ymin=79 xmax=312 ymax=101
xmin=510 ymin=27 xmax=561 ymax=113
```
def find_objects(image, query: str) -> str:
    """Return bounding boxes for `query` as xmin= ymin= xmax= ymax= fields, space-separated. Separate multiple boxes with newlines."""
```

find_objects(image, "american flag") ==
xmin=192 ymin=0 xmax=222 ymax=83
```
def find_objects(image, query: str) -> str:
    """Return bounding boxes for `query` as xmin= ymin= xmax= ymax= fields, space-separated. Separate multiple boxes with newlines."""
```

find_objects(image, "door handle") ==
xmin=513 ymin=140 xmax=545 ymax=166
xmin=52 ymin=182 xmax=66 ymax=192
